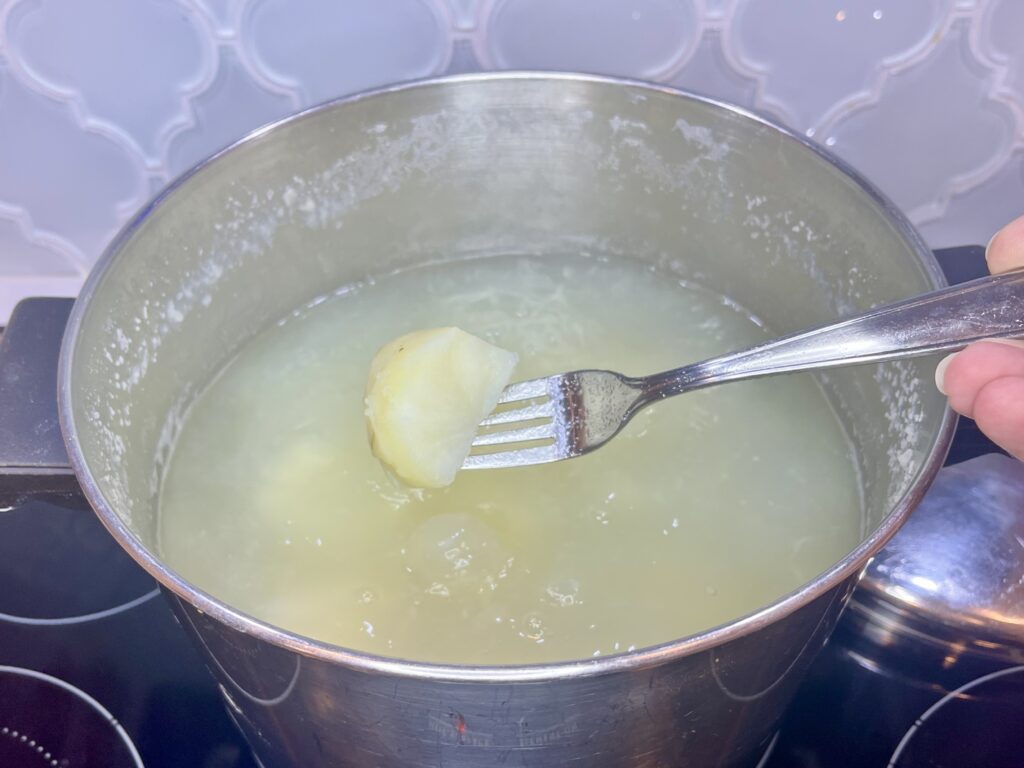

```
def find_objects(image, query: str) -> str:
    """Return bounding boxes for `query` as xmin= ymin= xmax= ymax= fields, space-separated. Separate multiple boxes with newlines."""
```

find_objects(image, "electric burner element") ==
xmin=0 ymin=499 xmax=158 ymax=626
xmin=0 ymin=666 xmax=143 ymax=767
xmin=0 ymin=493 xmax=258 ymax=768
xmin=887 ymin=665 xmax=1024 ymax=767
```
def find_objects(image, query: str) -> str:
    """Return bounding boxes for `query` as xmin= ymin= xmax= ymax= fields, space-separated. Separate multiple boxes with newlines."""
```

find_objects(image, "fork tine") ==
xmin=496 ymin=377 xmax=550 ymax=405
xmin=462 ymin=443 xmax=563 ymax=470
xmin=479 ymin=400 xmax=554 ymax=427
xmin=470 ymin=421 xmax=556 ymax=448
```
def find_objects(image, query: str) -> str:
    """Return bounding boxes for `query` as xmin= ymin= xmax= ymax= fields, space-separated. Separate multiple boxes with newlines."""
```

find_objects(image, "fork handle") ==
xmin=637 ymin=267 xmax=1024 ymax=402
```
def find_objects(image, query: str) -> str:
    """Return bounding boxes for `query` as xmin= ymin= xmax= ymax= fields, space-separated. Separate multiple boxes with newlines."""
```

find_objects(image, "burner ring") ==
xmin=0 ymin=588 xmax=160 ymax=627
xmin=0 ymin=500 xmax=158 ymax=626
xmin=888 ymin=664 xmax=1024 ymax=767
xmin=0 ymin=666 xmax=144 ymax=768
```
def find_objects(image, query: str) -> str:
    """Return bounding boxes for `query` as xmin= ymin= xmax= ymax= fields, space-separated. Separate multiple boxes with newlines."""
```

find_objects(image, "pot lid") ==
xmin=857 ymin=453 xmax=1024 ymax=654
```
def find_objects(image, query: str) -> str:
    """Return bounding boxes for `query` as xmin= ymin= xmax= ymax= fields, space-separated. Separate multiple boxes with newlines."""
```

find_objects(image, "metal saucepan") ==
xmin=42 ymin=73 xmax=955 ymax=766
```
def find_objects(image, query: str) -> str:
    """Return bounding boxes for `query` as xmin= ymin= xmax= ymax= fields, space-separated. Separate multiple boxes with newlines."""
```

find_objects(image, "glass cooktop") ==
xmin=0 ymin=247 xmax=1016 ymax=768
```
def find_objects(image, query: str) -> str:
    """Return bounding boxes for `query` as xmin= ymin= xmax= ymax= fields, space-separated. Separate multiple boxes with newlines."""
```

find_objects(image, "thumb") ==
xmin=985 ymin=214 xmax=1024 ymax=274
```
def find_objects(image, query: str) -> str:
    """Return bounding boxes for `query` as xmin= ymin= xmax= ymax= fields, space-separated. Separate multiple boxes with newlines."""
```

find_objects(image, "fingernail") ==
xmin=984 ymin=229 xmax=1004 ymax=272
xmin=934 ymin=352 xmax=958 ymax=395
xmin=985 ymin=230 xmax=999 ymax=259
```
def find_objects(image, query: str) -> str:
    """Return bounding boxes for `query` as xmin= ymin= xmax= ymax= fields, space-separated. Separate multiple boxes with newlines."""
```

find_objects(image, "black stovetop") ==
xmin=0 ymin=488 xmax=257 ymax=768
xmin=0 ymin=247 xmax=1014 ymax=768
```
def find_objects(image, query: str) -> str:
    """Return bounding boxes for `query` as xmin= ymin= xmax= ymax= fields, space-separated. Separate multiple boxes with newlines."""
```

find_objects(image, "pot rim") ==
xmin=57 ymin=71 xmax=956 ymax=683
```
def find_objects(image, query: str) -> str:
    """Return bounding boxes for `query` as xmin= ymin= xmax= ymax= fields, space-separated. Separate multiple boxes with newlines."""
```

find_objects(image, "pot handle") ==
xmin=0 ymin=298 xmax=78 ymax=502
xmin=931 ymin=245 xmax=989 ymax=284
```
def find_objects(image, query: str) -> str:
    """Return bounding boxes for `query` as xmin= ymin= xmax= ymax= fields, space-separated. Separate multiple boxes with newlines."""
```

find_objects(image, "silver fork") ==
xmin=462 ymin=268 xmax=1024 ymax=471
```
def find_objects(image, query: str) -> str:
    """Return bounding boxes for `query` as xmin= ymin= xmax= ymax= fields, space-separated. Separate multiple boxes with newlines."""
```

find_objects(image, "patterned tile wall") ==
xmin=0 ymin=0 xmax=1022 ymax=318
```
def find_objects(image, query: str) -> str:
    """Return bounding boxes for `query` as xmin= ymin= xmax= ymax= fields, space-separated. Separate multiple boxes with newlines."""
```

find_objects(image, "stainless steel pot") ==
xmin=55 ymin=73 xmax=954 ymax=767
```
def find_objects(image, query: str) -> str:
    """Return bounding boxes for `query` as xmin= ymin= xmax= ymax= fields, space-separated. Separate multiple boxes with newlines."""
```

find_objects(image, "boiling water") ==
xmin=158 ymin=254 xmax=863 ymax=665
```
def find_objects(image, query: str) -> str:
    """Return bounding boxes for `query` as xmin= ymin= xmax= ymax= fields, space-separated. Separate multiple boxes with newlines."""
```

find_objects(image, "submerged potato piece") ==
xmin=365 ymin=327 xmax=518 ymax=488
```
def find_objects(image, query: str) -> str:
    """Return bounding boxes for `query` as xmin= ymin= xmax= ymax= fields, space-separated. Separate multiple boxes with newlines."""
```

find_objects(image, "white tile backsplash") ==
xmin=0 ymin=0 xmax=1021 ymax=320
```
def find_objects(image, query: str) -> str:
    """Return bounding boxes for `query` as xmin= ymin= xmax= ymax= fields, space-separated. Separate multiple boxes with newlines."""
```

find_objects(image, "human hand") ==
xmin=935 ymin=215 xmax=1024 ymax=460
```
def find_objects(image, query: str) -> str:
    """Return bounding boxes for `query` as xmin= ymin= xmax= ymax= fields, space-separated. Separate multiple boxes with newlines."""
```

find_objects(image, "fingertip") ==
xmin=978 ymin=338 xmax=1024 ymax=352
xmin=936 ymin=340 xmax=1024 ymax=419
xmin=985 ymin=214 xmax=1024 ymax=274
xmin=940 ymin=348 xmax=980 ymax=417
xmin=972 ymin=376 xmax=1024 ymax=461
